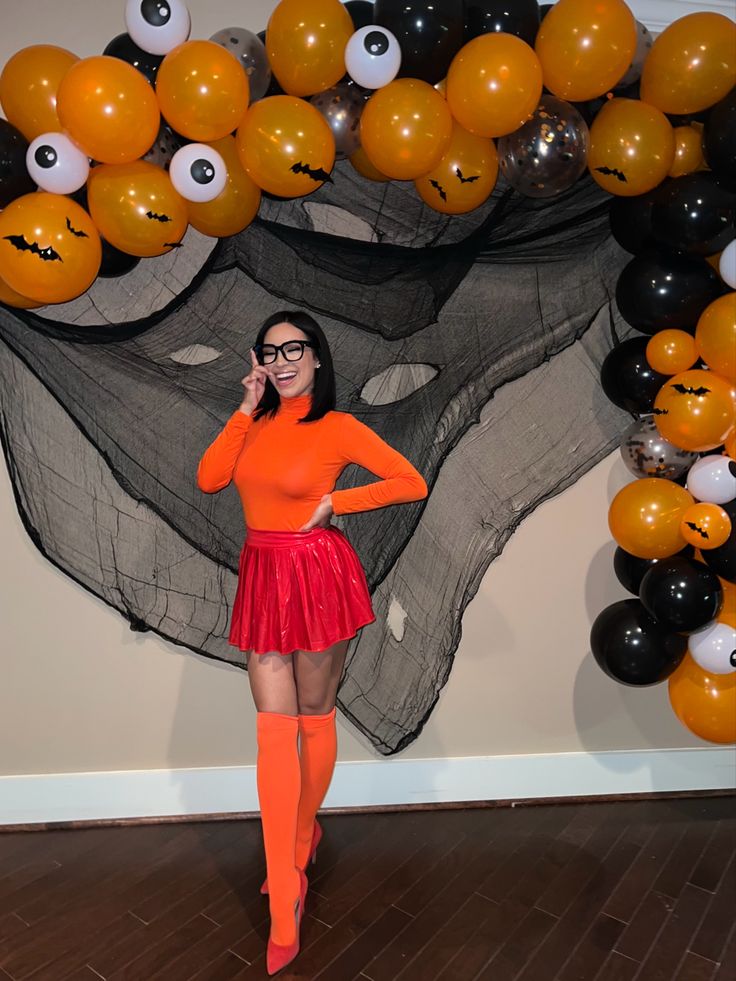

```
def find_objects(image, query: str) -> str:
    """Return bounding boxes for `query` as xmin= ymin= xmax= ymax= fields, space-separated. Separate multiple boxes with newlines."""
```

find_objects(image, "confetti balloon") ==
xmin=209 ymin=27 xmax=271 ymax=103
xmin=619 ymin=416 xmax=697 ymax=481
xmin=310 ymin=83 xmax=366 ymax=161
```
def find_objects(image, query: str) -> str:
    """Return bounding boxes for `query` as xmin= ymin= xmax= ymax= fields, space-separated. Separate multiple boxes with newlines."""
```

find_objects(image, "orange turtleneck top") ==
xmin=196 ymin=393 xmax=428 ymax=532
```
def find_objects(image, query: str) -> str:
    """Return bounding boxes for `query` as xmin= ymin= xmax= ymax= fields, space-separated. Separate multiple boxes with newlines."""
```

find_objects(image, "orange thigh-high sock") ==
xmin=256 ymin=711 xmax=302 ymax=946
xmin=295 ymin=707 xmax=337 ymax=869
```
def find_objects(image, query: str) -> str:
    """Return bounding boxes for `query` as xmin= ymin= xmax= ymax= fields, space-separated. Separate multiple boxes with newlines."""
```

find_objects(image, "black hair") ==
xmin=250 ymin=311 xmax=336 ymax=424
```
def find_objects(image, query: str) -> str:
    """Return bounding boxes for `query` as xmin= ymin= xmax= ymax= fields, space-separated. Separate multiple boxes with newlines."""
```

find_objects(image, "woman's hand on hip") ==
xmin=299 ymin=494 xmax=334 ymax=531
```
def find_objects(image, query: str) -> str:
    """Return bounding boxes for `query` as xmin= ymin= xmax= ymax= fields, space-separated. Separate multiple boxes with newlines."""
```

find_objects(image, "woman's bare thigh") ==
xmin=293 ymin=638 xmax=350 ymax=715
xmin=245 ymin=650 xmax=298 ymax=714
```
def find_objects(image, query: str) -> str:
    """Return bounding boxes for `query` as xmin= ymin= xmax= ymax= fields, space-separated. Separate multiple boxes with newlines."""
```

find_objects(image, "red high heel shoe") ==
xmin=260 ymin=819 xmax=322 ymax=895
xmin=266 ymin=866 xmax=308 ymax=976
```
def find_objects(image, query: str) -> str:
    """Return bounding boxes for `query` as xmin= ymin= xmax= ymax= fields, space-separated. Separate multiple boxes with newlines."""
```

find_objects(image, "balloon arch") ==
xmin=0 ymin=0 xmax=735 ymax=744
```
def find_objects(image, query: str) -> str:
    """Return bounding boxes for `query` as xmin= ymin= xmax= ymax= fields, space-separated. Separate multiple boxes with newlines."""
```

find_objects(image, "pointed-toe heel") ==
xmin=266 ymin=867 xmax=308 ymax=976
xmin=260 ymin=819 xmax=322 ymax=895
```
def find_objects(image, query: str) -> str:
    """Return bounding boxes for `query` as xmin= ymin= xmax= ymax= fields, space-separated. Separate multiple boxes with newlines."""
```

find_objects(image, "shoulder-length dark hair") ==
xmin=251 ymin=311 xmax=336 ymax=424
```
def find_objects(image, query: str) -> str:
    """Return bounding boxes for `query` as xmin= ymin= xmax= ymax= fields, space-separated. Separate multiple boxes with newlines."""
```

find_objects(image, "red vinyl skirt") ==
xmin=228 ymin=524 xmax=376 ymax=655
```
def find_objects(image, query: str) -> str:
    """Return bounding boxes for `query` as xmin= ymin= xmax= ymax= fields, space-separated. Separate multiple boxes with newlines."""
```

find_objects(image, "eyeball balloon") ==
xmin=26 ymin=132 xmax=89 ymax=194
xmin=169 ymin=144 xmax=227 ymax=202
xmin=720 ymin=240 xmax=736 ymax=289
xmin=687 ymin=456 xmax=736 ymax=506
xmin=345 ymin=26 xmax=401 ymax=90
xmin=688 ymin=621 xmax=736 ymax=675
xmin=125 ymin=0 xmax=191 ymax=57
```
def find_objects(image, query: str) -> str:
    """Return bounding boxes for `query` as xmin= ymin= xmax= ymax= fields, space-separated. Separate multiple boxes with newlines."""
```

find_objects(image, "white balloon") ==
xmin=169 ymin=144 xmax=227 ymax=202
xmin=689 ymin=621 xmax=736 ymax=675
xmin=125 ymin=0 xmax=191 ymax=57
xmin=686 ymin=455 xmax=736 ymax=505
xmin=720 ymin=238 xmax=736 ymax=289
xmin=345 ymin=26 xmax=401 ymax=90
xmin=26 ymin=132 xmax=89 ymax=194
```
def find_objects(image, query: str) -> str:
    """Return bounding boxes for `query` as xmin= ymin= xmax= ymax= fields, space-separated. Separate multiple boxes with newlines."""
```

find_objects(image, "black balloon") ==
xmin=704 ymin=87 xmax=736 ymax=178
xmin=699 ymin=497 xmax=736 ymax=585
xmin=590 ymin=599 xmax=687 ymax=686
xmin=374 ymin=0 xmax=465 ymax=84
xmin=345 ymin=0 xmax=375 ymax=30
xmin=609 ymin=191 xmax=656 ymax=254
xmin=539 ymin=4 xmax=555 ymax=21
xmin=103 ymin=33 xmax=163 ymax=86
xmin=0 ymin=118 xmax=36 ymax=208
xmin=256 ymin=30 xmax=285 ymax=97
xmin=640 ymin=556 xmax=723 ymax=633
xmin=600 ymin=337 xmax=669 ymax=413
xmin=650 ymin=173 xmax=736 ymax=257
xmin=614 ymin=544 xmax=695 ymax=595
xmin=574 ymin=80 xmax=640 ymax=128
xmin=98 ymin=240 xmax=141 ymax=279
xmin=463 ymin=1 xmax=540 ymax=46
xmin=615 ymin=249 xmax=724 ymax=335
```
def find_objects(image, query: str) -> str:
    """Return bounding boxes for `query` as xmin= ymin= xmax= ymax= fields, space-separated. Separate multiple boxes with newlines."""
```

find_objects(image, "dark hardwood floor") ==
xmin=0 ymin=795 xmax=734 ymax=980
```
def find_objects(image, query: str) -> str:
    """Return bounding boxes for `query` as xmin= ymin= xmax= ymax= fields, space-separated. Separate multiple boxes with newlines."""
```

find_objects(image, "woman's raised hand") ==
xmin=240 ymin=348 xmax=269 ymax=415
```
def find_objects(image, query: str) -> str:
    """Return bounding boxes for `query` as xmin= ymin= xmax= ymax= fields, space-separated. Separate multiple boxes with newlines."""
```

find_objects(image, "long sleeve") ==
xmin=197 ymin=408 xmax=254 ymax=493
xmin=330 ymin=412 xmax=428 ymax=516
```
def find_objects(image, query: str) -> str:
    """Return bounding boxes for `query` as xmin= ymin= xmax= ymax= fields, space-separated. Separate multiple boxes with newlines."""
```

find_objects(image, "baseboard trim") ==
xmin=2 ymin=747 xmax=733 ymax=828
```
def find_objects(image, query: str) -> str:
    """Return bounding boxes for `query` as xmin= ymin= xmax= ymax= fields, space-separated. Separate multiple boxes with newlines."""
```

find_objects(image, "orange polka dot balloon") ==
xmin=654 ymin=369 xmax=736 ymax=453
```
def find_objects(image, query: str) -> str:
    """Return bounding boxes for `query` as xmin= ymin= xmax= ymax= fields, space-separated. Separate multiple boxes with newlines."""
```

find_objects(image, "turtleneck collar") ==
xmin=276 ymin=392 xmax=313 ymax=419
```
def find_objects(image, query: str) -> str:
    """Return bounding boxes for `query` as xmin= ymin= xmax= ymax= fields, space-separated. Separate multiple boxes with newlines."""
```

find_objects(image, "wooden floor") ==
xmin=0 ymin=795 xmax=734 ymax=981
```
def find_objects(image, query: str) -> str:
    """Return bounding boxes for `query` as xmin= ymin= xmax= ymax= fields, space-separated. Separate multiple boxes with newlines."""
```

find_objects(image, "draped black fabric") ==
xmin=0 ymin=162 xmax=634 ymax=754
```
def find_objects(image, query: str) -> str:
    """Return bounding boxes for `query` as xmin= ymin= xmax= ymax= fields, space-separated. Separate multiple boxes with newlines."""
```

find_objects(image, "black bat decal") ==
xmin=652 ymin=407 xmax=669 ymax=415
xmin=164 ymin=242 xmax=183 ymax=249
xmin=672 ymin=384 xmax=711 ymax=396
xmin=65 ymin=217 xmax=88 ymax=238
xmin=455 ymin=167 xmax=480 ymax=184
xmin=3 ymin=234 xmax=62 ymax=262
xmin=430 ymin=179 xmax=447 ymax=202
xmin=289 ymin=161 xmax=333 ymax=183
xmin=146 ymin=211 xmax=173 ymax=223
xmin=684 ymin=521 xmax=709 ymax=539
xmin=595 ymin=166 xmax=627 ymax=183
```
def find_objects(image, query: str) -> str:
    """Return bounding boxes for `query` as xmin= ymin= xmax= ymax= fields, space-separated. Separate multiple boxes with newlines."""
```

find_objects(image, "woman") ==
xmin=196 ymin=311 xmax=428 ymax=975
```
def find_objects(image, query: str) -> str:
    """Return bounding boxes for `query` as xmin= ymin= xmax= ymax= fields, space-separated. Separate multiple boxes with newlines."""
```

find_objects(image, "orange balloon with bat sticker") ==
xmin=653 ymin=369 xmax=736 ymax=453
xmin=588 ymin=98 xmax=675 ymax=196
xmin=680 ymin=503 xmax=732 ymax=550
xmin=415 ymin=122 xmax=498 ymax=215
xmin=0 ymin=192 xmax=101 ymax=304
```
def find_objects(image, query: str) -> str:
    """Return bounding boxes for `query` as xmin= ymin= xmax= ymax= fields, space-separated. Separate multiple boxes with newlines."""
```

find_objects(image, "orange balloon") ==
xmin=361 ymin=79 xmax=453 ymax=180
xmin=695 ymin=293 xmax=736 ymax=383
xmin=608 ymin=478 xmax=694 ymax=559
xmin=680 ymin=503 xmax=732 ymax=550
xmin=266 ymin=0 xmax=353 ymax=97
xmin=588 ymin=98 xmax=675 ymax=196
xmin=349 ymin=146 xmax=390 ymax=183
xmin=56 ymin=56 xmax=159 ymax=165
xmin=706 ymin=252 xmax=722 ymax=273
xmin=87 ymin=161 xmax=188 ymax=257
xmin=446 ymin=34 xmax=543 ymax=139
xmin=668 ymin=653 xmax=736 ymax=744
xmin=0 ymin=275 xmax=44 ymax=309
xmin=186 ymin=137 xmax=261 ymax=238
xmin=646 ymin=330 xmax=699 ymax=375
xmin=640 ymin=13 xmax=736 ymax=115
xmin=156 ymin=41 xmax=249 ymax=142
xmin=415 ymin=122 xmax=498 ymax=215
xmin=724 ymin=430 xmax=736 ymax=460
xmin=534 ymin=0 xmax=637 ymax=102
xmin=654 ymin=369 xmax=736 ymax=453
xmin=0 ymin=44 xmax=79 ymax=142
xmin=236 ymin=96 xmax=335 ymax=197
xmin=0 ymin=193 xmax=101 ymax=304
xmin=669 ymin=126 xmax=708 ymax=178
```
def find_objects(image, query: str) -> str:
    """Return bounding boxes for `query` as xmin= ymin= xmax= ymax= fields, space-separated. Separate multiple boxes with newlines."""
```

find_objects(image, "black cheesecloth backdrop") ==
xmin=0 ymin=162 xmax=636 ymax=754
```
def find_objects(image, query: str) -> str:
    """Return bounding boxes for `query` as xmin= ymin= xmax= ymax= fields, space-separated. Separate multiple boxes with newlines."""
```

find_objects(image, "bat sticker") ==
xmin=684 ymin=521 xmax=709 ymax=539
xmin=454 ymin=168 xmax=480 ymax=184
xmin=289 ymin=161 xmax=333 ymax=183
xmin=146 ymin=211 xmax=173 ymax=223
xmin=652 ymin=407 xmax=669 ymax=415
xmin=164 ymin=242 xmax=183 ymax=249
xmin=430 ymin=179 xmax=447 ymax=202
xmin=2 ymin=234 xmax=62 ymax=262
xmin=65 ymin=217 xmax=88 ymax=238
xmin=594 ymin=166 xmax=627 ymax=183
xmin=672 ymin=384 xmax=711 ymax=396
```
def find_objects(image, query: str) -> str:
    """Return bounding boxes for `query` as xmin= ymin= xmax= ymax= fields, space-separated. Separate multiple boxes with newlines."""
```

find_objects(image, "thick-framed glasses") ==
xmin=254 ymin=340 xmax=318 ymax=365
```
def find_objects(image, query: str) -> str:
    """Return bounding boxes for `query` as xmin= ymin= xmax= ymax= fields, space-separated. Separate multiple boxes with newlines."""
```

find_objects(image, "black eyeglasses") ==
xmin=254 ymin=340 xmax=318 ymax=365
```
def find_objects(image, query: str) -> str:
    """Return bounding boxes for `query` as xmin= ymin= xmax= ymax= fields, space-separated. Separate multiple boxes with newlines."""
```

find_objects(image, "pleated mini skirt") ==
xmin=228 ymin=524 xmax=376 ymax=655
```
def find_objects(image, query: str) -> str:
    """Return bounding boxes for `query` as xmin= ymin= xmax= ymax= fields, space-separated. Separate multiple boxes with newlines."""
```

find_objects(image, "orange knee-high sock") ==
xmin=295 ymin=707 xmax=337 ymax=869
xmin=256 ymin=711 xmax=302 ymax=946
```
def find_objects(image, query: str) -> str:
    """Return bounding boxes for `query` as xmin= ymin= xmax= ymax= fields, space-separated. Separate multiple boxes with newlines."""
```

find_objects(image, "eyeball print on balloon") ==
xmin=345 ymin=25 xmax=402 ymax=90
xmin=169 ymin=144 xmax=227 ymax=203
xmin=687 ymin=456 xmax=736 ymax=507
xmin=26 ymin=133 xmax=89 ymax=195
xmin=125 ymin=0 xmax=191 ymax=57
xmin=688 ymin=621 xmax=736 ymax=675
